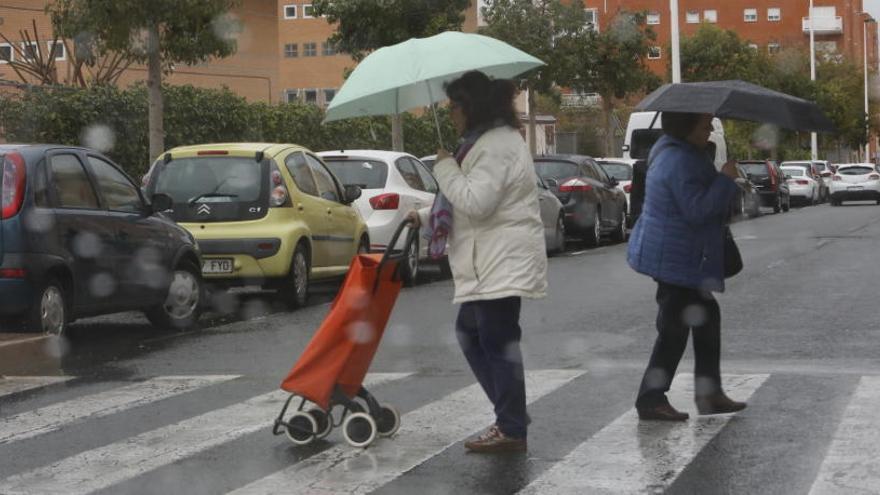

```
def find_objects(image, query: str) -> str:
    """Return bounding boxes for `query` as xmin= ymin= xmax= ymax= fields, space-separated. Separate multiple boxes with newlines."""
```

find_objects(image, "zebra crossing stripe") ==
xmin=0 ymin=372 xmax=411 ymax=495
xmin=0 ymin=376 xmax=72 ymax=397
xmin=518 ymin=373 xmax=769 ymax=495
xmin=228 ymin=369 xmax=585 ymax=495
xmin=808 ymin=376 xmax=880 ymax=495
xmin=0 ymin=375 xmax=240 ymax=445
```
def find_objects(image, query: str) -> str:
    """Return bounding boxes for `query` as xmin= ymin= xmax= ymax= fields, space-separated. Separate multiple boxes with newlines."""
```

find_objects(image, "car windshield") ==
xmin=739 ymin=163 xmax=769 ymax=176
xmin=782 ymin=168 xmax=805 ymax=177
xmin=322 ymin=159 xmax=388 ymax=189
xmin=598 ymin=162 xmax=632 ymax=180
xmin=534 ymin=160 xmax=579 ymax=181
xmin=630 ymin=129 xmax=663 ymax=160
xmin=839 ymin=166 xmax=874 ymax=175
xmin=153 ymin=157 xmax=263 ymax=203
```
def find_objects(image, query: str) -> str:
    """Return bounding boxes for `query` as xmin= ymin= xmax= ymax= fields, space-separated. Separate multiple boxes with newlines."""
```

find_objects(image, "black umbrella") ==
xmin=635 ymin=80 xmax=835 ymax=133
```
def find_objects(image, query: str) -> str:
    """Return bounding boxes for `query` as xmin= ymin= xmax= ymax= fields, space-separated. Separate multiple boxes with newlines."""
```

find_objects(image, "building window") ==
xmin=283 ymin=4 xmax=297 ymax=19
xmin=744 ymin=8 xmax=758 ymax=23
xmin=303 ymin=89 xmax=318 ymax=105
xmin=0 ymin=43 xmax=12 ymax=63
xmin=284 ymin=43 xmax=298 ymax=58
xmin=47 ymin=41 xmax=65 ymax=61
xmin=19 ymin=42 xmax=38 ymax=62
xmin=323 ymin=88 xmax=336 ymax=105
xmin=646 ymin=11 xmax=660 ymax=25
xmin=704 ymin=10 xmax=718 ymax=23
xmin=322 ymin=41 xmax=335 ymax=56
xmin=767 ymin=8 xmax=781 ymax=22
xmin=748 ymin=43 xmax=759 ymax=51
xmin=585 ymin=8 xmax=599 ymax=32
xmin=303 ymin=42 xmax=317 ymax=57
xmin=284 ymin=89 xmax=299 ymax=103
xmin=303 ymin=4 xmax=315 ymax=18
xmin=768 ymin=42 xmax=781 ymax=54
xmin=648 ymin=46 xmax=661 ymax=59
xmin=686 ymin=11 xmax=700 ymax=24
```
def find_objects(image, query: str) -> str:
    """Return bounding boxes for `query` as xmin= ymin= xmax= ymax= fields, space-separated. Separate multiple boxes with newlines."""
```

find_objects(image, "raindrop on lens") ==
xmin=682 ymin=304 xmax=708 ymax=327
xmin=22 ymin=209 xmax=54 ymax=233
xmin=89 ymin=273 xmax=116 ymax=298
xmin=72 ymin=232 xmax=103 ymax=258
xmin=241 ymin=299 xmax=270 ymax=320
xmin=43 ymin=336 xmax=70 ymax=358
xmin=346 ymin=321 xmax=375 ymax=344
xmin=644 ymin=368 xmax=668 ymax=390
xmin=695 ymin=376 xmax=718 ymax=397
xmin=81 ymin=124 xmax=116 ymax=153
xmin=751 ymin=124 xmax=779 ymax=151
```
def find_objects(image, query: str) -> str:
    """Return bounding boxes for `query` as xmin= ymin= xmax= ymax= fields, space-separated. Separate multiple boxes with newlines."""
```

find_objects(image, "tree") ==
xmin=677 ymin=25 xmax=772 ymax=85
xmin=569 ymin=11 xmax=659 ymax=156
xmin=312 ymin=0 xmax=470 ymax=152
xmin=480 ymin=0 xmax=590 ymax=154
xmin=48 ymin=0 xmax=241 ymax=162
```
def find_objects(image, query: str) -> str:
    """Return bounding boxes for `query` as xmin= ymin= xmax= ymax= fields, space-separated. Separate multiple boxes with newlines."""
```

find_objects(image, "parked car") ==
xmin=829 ymin=163 xmax=880 ymax=206
xmin=737 ymin=160 xmax=791 ymax=213
xmin=533 ymin=155 xmax=627 ymax=246
xmin=781 ymin=161 xmax=825 ymax=203
xmin=0 ymin=145 xmax=204 ymax=335
xmin=732 ymin=164 xmax=762 ymax=219
xmin=144 ymin=143 xmax=368 ymax=307
xmin=419 ymin=155 xmax=437 ymax=172
xmin=596 ymin=158 xmax=636 ymax=222
xmin=813 ymin=160 xmax=833 ymax=199
xmin=781 ymin=166 xmax=820 ymax=205
xmin=318 ymin=150 xmax=437 ymax=285
xmin=536 ymin=176 xmax=566 ymax=255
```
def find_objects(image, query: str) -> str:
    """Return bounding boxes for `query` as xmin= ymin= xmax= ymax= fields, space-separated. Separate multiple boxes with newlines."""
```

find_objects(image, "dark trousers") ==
xmin=456 ymin=296 xmax=528 ymax=439
xmin=636 ymin=281 xmax=722 ymax=408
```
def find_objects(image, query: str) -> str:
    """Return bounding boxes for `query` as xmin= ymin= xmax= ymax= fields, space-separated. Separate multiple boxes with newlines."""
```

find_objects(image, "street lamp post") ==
xmin=809 ymin=0 xmax=817 ymax=160
xmin=670 ymin=0 xmax=681 ymax=83
xmin=864 ymin=18 xmax=874 ymax=162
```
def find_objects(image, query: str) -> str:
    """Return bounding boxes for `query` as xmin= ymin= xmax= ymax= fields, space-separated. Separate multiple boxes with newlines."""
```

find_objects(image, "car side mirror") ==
xmin=150 ymin=193 xmax=173 ymax=214
xmin=621 ymin=144 xmax=630 ymax=152
xmin=343 ymin=185 xmax=362 ymax=204
xmin=545 ymin=178 xmax=559 ymax=188
xmin=608 ymin=177 xmax=619 ymax=187
xmin=784 ymin=174 xmax=792 ymax=180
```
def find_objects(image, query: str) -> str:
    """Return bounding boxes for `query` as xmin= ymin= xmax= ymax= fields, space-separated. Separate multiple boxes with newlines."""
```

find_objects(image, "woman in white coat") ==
xmin=409 ymin=71 xmax=547 ymax=453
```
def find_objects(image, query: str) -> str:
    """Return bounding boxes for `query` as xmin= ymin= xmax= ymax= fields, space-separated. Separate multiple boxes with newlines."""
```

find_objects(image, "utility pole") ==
xmin=809 ymin=0 xmax=818 ymax=161
xmin=670 ymin=0 xmax=681 ymax=83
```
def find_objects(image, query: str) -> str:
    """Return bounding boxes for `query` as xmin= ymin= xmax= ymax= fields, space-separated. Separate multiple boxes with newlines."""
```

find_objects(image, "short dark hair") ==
xmin=445 ymin=71 xmax=521 ymax=132
xmin=661 ymin=112 xmax=703 ymax=140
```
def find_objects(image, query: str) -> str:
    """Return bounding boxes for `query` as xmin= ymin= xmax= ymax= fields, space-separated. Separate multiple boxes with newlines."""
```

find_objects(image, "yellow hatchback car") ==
xmin=143 ymin=143 xmax=368 ymax=307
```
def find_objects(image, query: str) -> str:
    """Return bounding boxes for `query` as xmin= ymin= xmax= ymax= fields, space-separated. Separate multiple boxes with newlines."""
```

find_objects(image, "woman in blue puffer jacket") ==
xmin=627 ymin=112 xmax=746 ymax=421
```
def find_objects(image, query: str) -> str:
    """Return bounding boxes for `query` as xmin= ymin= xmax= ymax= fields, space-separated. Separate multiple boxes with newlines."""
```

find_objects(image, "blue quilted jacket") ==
xmin=627 ymin=135 xmax=738 ymax=292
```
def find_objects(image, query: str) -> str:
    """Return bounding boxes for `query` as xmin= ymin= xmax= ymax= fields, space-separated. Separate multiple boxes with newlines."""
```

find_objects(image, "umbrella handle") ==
xmin=426 ymin=82 xmax=445 ymax=150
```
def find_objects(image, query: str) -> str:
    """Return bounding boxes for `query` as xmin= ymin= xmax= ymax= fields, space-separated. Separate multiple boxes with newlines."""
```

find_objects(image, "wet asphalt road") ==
xmin=1 ymin=201 xmax=879 ymax=494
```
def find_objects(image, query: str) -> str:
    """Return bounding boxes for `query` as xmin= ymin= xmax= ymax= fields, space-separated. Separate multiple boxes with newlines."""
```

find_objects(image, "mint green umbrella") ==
xmin=323 ymin=31 xmax=544 ymax=147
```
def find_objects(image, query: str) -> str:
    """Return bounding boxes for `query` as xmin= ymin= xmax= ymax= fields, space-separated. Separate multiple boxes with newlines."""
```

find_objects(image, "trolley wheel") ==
xmin=342 ymin=412 xmax=377 ymax=448
xmin=376 ymin=403 xmax=401 ymax=437
xmin=285 ymin=411 xmax=317 ymax=445
xmin=307 ymin=408 xmax=333 ymax=439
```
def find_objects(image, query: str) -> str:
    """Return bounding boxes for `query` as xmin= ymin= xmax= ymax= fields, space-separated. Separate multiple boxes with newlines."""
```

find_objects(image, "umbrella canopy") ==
xmin=635 ymin=80 xmax=835 ymax=133
xmin=323 ymin=31 xmax=544 ymax=123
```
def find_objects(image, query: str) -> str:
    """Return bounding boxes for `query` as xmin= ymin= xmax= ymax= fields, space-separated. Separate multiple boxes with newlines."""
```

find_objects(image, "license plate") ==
xmin=847 ymin=186 xmax=864 ymax=190
xmin=202 ymin=258 xmax=233 ymax=274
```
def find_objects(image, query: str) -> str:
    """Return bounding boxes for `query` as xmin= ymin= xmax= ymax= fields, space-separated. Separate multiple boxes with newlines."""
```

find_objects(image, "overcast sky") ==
xmin=865 ymin=0 xmax=880 ymax=19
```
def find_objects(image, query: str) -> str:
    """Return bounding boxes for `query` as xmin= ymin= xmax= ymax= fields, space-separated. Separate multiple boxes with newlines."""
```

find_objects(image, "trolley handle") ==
xmin=373 ymin=219 xmax=418 ymax=293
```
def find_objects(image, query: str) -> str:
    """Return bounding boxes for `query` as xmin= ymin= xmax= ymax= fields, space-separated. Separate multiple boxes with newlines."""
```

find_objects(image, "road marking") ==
xmin=0 ymin=375 xmax=240 ymax=445
xmin=518 ymin=373 xmax=768 ymax=495
xmin=0 ymin=335 xmax=48 ymax=349
xmin=0 ymin=372 xmax=411 ymax=495
xmin=808 ymin=376 xmax=880 ymax=495
xmin=0 ymin=376 xmax=71 ymax=397
xmin=229 ymin=369 xmax=585 ymax=495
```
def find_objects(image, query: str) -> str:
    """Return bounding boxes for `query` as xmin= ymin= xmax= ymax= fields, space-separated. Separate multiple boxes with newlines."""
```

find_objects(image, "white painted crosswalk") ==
xmin=1 ymin=371 xmax=880 ymax=494
xmin=0 ymin=376 xmax=72 ymax=397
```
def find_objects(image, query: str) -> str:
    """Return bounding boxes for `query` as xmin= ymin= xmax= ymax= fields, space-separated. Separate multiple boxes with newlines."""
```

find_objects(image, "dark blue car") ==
xmin=0 ymin=145 xmax=204 ymax=335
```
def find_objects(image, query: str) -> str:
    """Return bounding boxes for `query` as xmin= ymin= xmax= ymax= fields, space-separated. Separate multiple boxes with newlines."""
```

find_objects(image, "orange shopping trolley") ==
xmin=272 ymin=220 xmax=418 ymax=448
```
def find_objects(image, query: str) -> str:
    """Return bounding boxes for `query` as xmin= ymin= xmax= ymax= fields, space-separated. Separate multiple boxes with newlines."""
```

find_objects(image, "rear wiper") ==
xmin=188 ymin=193 xmax=239 ymax=206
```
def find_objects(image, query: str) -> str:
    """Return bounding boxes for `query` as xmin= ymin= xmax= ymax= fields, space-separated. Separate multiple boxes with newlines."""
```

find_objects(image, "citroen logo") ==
xmin=197 ymin=204 xmax=211 ymax=215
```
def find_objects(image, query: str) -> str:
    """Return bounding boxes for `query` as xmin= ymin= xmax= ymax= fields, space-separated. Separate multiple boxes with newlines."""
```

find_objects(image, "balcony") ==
xmin=802 ymin=16 xmax=843 ymax=35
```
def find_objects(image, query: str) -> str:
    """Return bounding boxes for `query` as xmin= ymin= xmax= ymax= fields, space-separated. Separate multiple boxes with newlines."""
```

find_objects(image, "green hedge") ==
xmin=0 ymin=84 xmax=457 ymax=175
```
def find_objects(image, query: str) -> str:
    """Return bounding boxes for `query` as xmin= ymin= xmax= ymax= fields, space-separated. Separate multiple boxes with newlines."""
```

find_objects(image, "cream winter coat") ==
xmin=421 ymin=125 xmax=548 ymax=304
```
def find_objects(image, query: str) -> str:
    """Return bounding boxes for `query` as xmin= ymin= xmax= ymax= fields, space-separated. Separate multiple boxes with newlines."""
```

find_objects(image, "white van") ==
xmin=622 ymin=111 xmax=727 ymax=170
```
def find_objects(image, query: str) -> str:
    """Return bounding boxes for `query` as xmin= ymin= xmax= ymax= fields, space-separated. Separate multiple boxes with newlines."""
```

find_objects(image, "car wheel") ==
xmin=26 ymin=278 xmax=68 ymax=336
xmin=399 ymin=236 xmax=420 ymax=287
xmin=584 ymin=209 xmax=601 ymax=247
xmin=549 ymin=214 xmax=566 ymax=256
xmin=610 ymin=209 xmax=626 ymax=243
xmin=145 ymin=263 xmax=203 ymax=330
xmin=283 ymin=244 xmax=310 ymax=308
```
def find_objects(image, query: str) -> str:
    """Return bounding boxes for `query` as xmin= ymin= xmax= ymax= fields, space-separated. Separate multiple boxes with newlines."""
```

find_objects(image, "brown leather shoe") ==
xmin=464 ymin=425 xmax=527 ymax=453
xmin=696 ymin=393 xmax=747 ymax=415
xmin=637 ymin=403 xmax=689 ymax=421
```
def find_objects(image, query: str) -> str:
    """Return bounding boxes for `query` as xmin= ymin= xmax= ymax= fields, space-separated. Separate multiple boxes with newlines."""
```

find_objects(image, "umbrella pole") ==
xmin=426 ymin=82 xmax=445 ymax=150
